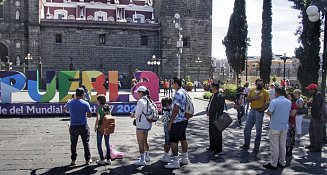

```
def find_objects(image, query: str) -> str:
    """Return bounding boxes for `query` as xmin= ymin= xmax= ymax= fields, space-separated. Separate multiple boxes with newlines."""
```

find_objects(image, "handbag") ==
xmin=213 ymin=112 xmax=232 ymax=131
xmin=213 ymin=96 xmax=232 ymax=131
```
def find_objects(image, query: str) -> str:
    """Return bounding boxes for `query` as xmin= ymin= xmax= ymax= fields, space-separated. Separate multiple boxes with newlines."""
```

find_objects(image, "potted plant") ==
xmin=184 ymin=76 xmax=194 ymax=91
xmin=202 ymin=80 xmax=210 ymax=91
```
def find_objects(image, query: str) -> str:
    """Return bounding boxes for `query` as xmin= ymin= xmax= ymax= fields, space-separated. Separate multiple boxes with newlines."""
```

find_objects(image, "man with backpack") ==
xmin=165 ymin=77 xmax=190 ymax=169
xmin=206 ymin=83 xmax=225 ymax=153
xmin=306 ymin=84 xmax=324 ymax=152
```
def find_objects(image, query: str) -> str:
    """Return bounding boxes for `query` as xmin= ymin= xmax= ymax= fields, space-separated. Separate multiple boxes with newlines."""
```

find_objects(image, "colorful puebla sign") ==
xmin=0 ymin=70 xmax=161 ymax=116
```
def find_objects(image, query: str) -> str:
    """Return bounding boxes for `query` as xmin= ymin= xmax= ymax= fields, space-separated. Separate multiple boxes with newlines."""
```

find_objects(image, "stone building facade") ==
xmin=0 ymin=0 xmax=212 ymax=83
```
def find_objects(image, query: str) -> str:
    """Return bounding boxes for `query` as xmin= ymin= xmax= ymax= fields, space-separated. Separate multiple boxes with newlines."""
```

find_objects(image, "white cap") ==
xmin=135 ymin=86 xmax=147 ymax=93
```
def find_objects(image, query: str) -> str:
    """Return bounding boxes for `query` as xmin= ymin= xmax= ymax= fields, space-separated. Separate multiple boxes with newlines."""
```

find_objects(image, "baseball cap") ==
xmin=135 ymin=86 xmax=147 ymax=92
xmin=306 ymin=83 xmax=318 ymax=90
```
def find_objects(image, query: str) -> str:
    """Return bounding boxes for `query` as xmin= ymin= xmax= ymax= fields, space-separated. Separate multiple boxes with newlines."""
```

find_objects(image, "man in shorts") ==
xmin=165 ymin=77 xmax=189 ymax=169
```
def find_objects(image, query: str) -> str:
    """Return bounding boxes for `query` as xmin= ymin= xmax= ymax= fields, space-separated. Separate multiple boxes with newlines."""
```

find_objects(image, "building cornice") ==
xmin=40 ymin=19 xmax=160 ymax=31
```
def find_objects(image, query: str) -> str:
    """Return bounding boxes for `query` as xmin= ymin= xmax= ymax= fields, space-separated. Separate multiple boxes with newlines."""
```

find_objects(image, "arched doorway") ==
xmin=0 ymin=42 xmax=9 ymax=63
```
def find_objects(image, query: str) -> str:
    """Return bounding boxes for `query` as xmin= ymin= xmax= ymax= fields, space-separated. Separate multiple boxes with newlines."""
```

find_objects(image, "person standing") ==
xmin=206 ymin=83 xmax=225 ymax=153
xmin=305 ymin=84 xmax=324 ymax=152
xmin=235 ymin=87 xmax=245 ymax=125
xmin=132 ymin=86 xmax=152 ymax=166
xmin=163 ymin=79 xmax=169 ymax=96
xmin=240 ymin=79 xmax=270 ymax=152
xmin=94 ymin=95 xmax=112 ymax=165
xmin=64 ymin=88 xmax=92 ymax=166
xmin=243 ymin=82 xmax=250 ymax=114
xmin=81 ymin=84 xmax=91 ymax=103
xmin=263 ymin=87 xmax=291 ymax=169
xmin=293 ymin=89 xmax=306 ymax=141
xmin=268 ymin=84 xmax=276 ymax=101
xmin=193 ymin=79 xmax=198 ymax=92
xmin=165 ymin=77 xmax=189 ymax=169
xmin=286 ymin=93 xmax=298 ymax=156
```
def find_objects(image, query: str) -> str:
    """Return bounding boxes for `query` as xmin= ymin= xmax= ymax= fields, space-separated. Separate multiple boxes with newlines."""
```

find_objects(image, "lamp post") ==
xmin=38 ymin=57 xmax=42 ymax=79
xmin=173 ymin=13 xmax=183 ymax=78
xmin=147 ymin=55 xmax=160 ymax=75
xmin=25 ymin=53 xmax=32 ymax=70
xmin=280 ymin=53 xmax=289 ymax=80
xmin=195 ymin=57 xmax=202 ymax=81
xmin=307 ymin=2 xmax=327 ymax=99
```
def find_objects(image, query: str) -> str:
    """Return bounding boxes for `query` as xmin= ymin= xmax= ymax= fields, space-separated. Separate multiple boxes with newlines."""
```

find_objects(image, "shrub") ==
xmin=186 ymin=81 xmax=193 ymax=86
xmin=203 ymin=92 xmax=212 ymax=99
xmin=203 ymin=80 xmax=209 ymax=85
xmin=222 ymin=83 xmax=237 ymax=101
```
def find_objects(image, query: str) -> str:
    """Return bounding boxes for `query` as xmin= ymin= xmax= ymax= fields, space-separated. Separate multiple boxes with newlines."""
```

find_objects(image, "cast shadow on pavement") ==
xmin=107 ymin=161 xmax=175 ymax=175
xmin=37 ymin=164 xmax=97 ymax=175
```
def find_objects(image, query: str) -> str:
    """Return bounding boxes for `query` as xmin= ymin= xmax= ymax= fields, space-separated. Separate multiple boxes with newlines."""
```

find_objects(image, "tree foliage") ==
xmin=289 ymin=0 xmax=321 ymax=90
xmin=260 ymin=0 xmax=273 ymax=84
xmin=222 ymin=0 xmax=249 ymax=77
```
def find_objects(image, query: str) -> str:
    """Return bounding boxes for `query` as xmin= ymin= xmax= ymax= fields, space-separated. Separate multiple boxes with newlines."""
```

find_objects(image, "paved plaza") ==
xmin=0 ymin=91 xmax=326 ymax=175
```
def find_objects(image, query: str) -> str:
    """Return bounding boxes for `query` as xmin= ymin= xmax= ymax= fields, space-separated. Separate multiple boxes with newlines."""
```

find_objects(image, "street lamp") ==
xmin=307 ymin=1 xmax=327 ymax=99
xmin=173 ymin=13 xmax=183 ymax=78
xmin=25 ymin=53 xmax=33 ymax=70
xmin=280 ymin=53 xmax=289 ymax=80
xmin=147 ymin=55 xmax=160 ymax=75
xmin=195 ymin=57 xmax=202 ymax=81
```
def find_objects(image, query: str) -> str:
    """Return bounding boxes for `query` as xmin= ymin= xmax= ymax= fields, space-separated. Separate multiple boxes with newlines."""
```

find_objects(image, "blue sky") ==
xmin=212 ymin=0 xmax=301 ymax=59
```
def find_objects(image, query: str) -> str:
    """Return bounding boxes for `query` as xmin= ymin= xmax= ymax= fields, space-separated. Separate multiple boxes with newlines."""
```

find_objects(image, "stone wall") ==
xmin=155 ymin=0 xmax=212 ymax=81
xmin=39 ymin=21 xmax=160 ymax=77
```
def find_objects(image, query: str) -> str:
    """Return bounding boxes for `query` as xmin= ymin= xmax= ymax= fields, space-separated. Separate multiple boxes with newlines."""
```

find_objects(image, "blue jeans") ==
xmin=244 ymin=109 xmax=264 ymax=148
xmin=97 ymin=131 xmax=110 ymax=160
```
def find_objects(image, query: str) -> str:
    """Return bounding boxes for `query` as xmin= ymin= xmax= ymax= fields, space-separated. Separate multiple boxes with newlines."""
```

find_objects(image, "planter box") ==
xmin=184 ymin=85 xmax=194 ymax=91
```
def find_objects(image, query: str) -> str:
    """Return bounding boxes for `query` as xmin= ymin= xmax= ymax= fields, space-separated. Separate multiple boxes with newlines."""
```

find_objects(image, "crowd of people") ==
xmin=62 ymin=78 xmax=326 ymax=171
xmin=233 ymin=79 xmax=326 ymax=169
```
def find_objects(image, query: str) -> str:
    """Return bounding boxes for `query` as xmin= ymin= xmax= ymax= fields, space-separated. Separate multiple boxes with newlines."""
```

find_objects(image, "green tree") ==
xmin=289 ymin=0 xmax=321 ymax=91
xmin=260 ymin=0 xmax=273 ymax=84
xmin=222 ymin=0 xmax=249 ymax=86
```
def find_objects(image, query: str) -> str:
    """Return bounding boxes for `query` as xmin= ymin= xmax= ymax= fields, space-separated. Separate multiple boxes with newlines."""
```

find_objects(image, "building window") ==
xmin=141 ymin=36 xmax=148 ymax=46
xmin=183 ymin=37 xmax=190 ymax=48
xmin=99 ymin=34 xmax=106 ymax=44
xmin=187 ymin=9 xmax=191 ymax=16
xmin=55 ymin=34 xmax=62 ymax=43
xmin=0 ymin=2 xmax=4 ymax=19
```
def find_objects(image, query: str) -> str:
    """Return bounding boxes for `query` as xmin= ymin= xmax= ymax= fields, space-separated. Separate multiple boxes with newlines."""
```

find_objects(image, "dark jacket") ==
xmin=207 ymin=92 xmax=225 ymax=118
xmin=308 ymin=92 xmax=323 ymax=118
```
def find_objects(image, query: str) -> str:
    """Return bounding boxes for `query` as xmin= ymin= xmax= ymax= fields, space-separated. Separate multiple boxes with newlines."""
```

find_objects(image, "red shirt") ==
xmin=289 ymin=103 xmax=298 ymax=125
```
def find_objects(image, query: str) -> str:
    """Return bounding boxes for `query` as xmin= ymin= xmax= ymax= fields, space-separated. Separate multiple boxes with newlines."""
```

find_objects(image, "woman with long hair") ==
xmin=286 ymin=93 xmax=298 ymax=156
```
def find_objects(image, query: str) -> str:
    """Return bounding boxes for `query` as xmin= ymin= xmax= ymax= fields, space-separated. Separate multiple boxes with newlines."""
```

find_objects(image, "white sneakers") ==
xmin=145 ymin=155 xmax=151 ymax=162
xmin=180 ymin=156 xmax=189 ymax=165
xmin=165 ymin=160 xmax=180 ymax=169
xmin=161 ymin=154 xmax=171 ymax=163
xmin=134 ymin=159 xmax=146 ymax=166
xmin=164 ymin=154 xmax=189 ymax=169
xmin=96 ymin=159 xmax=112 ymax=165
xmin=96 ymin=160 xmax=106 ymax=165
xmin=85 ymin=159 xmax=92 ymax=165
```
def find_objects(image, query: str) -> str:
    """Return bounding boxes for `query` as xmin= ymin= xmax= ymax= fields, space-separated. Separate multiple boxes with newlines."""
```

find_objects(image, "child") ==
xmin=95 ymin=94 xmax=112 ymax=165
xmin=160 ymin=97 xmax=173 ymax=163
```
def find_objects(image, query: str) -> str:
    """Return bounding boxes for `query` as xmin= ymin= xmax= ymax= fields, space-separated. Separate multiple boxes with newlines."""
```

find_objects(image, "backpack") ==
xmin=101 ymin=115 xmax=116 ymax=135
xmin=142 ymin=98 xmax=159 ymax=122
xmin=183 ymin=90 xmax=194 ymax=119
